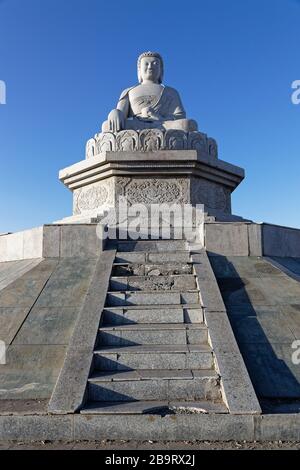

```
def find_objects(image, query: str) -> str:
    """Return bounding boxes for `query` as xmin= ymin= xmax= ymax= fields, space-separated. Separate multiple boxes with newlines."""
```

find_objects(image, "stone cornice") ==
xmin=59 ymin=150 xmax=245 ymax=192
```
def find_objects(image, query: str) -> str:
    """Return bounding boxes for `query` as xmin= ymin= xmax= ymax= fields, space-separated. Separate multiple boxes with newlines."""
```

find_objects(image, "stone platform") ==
xmin=57 ymin=149 xmax=244 ymax=224
xmin=1 ymin=238 xmax=300 ymax=442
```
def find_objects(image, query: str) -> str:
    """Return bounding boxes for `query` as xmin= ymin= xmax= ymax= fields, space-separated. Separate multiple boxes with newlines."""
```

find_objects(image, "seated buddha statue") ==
xmin=101 ymin=51 xmax=198 ymax=133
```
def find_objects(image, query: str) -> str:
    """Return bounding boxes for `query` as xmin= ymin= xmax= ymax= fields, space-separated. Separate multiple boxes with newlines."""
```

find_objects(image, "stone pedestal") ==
xmin=58 ymin=148 xmax=245 ymax=224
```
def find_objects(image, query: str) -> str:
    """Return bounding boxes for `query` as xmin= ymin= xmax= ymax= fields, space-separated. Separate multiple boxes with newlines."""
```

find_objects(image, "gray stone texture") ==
xmin=0 ymin=224 xmax=104 ymax=262
xmin=0 ymin=259 xmax=42 ymax=292
xmin=263 ymin=223 xmax=300 ymax=257
xmin=205 ymin=222 xmax=300 ymax=258
xmin=74 ymin=414 xmax=253 ymax=441
xmin=210 ymin=254 xmax=300 ymax=401
xmin=48 ymin=250 xmax=115 ymax=413
xmin=0 ymin=257 xmax=97 ymax=400
xmin=192 ymin=248 xmax=261 ymax=414
xmin=0 ymin=415 xmax=73 ymax=441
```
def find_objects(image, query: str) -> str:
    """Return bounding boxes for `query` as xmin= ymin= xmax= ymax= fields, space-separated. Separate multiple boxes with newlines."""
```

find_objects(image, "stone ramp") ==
xmin=0 ymin=257 xmax=97 ymax=400
xmin=209 ymin=254 xmax=300 ymax=412
xmin=81 ymin=240 xmax=227 ymax=415
xmin=267 ymin=256 xmax=300 ymax=282
xmin=0 ymin=258 xmax=42 ymax=291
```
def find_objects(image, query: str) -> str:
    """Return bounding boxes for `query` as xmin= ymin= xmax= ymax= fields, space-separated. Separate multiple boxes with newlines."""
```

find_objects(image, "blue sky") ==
xmin=0 ymin=0 xmax=299 ymax=232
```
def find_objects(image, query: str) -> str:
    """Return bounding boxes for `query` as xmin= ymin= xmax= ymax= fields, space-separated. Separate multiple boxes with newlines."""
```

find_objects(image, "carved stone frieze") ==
xmin=116 ymin=130 xmax=139 ymax=152
xmin=164 ymin=130 xmax=187 ymax=150
xmin=123 ymin=178 xmax=188 ymax=205
xmin=73 ymin=182 xmax=112 ymax=214
xmin=139 ymin=129 xmax=164 ymax=152
xmin=94 ymin=132 xmax=116 ymax=156
xmin=85 ymin=138 xmax=96 ymax=159
xmin=86 ymin=129 xmax=218 ymax=157
xmin=190 ymin=177 xmax=230 ymax=212
xmin=207 ymin=137 xmax=218 ymax=159
xmin=188 ymin=131 xmax=208 ymax=153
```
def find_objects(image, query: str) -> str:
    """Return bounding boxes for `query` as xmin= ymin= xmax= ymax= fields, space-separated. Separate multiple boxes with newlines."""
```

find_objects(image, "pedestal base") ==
xmin=58 ymin=150 xmax=245 ymax=223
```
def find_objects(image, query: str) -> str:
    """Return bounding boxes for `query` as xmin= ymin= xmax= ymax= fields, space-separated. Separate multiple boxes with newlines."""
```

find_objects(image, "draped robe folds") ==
xmin=102 ymin=84 xmax=198 ymax=132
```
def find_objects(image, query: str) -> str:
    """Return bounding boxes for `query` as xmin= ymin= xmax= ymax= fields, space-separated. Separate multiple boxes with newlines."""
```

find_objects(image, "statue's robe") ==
xmin=102 ymin=85 xmax=198 ymax=132
xmin=119 ymin=85 xmax=186 ymax=123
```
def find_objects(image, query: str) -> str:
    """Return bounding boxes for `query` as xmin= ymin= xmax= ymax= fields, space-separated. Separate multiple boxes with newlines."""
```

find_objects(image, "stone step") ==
xmin=98 ymin=323 xmax=207 ymax=346
xmin=114 ymin=251 xmax=191 ymax=264
xmin=87 ymin=369 xmax=220 ymax=402
xmin=93 ymin=344 xmax=213 ymax=370
xmin=106 ymin=227 xmax=198 ymax=241
xmin=112 ymin=263 xmax=193 ymax=277
xmin=101 ymin=305 xmax=204 ymax=325
xmin=81 ymin=399 xmax=228 ymax=415
xmin=110 ymin=240 xmax=187 ymax=252
xmin=105 ymin=291 xmax=200 ymax=307
xmin=109 ymin=274 xmax=197 ymax=292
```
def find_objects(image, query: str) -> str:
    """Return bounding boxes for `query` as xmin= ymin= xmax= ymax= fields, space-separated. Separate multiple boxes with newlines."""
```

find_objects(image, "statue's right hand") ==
xmin=108 ymin=109 xmax=125 ymax=133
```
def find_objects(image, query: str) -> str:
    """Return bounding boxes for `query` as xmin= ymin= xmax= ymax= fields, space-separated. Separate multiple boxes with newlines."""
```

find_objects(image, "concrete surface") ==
xmin=0 ymin=257 xmax=97 ymax=400
xmin=209 ymin=254 xmax=300 ymax=409
xmin=0 ymin=224 xmax=104 ymax=262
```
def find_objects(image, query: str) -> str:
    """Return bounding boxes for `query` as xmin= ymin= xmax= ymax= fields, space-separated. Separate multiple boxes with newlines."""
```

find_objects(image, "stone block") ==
xmin=0 ymin=416 xmax=73 ymax=441
xmin=126 ymin=291 xmax=182 ymax=306
xmin=205 ymin=223 xmax=249 ymax=256
xmin=184 ymin=307 xmax=203 ymax=323
xmin=98 ymin=328 xmax=188 ymax=346
xmin=43 ymin=225 xmax=61 ymax=257
xmin=23 ymin=227 xmax=43 ymax=259
xmin=248 ymin=224 xmax=263 ymax=256
xmin=60 ymin=225 xmax=103 ymax=258
xmin=255 ymin=415 xmax=300 ymax=441
xmin=148 ymin=252 xmax=190 ymax=263
xmin=74 ymin=414 xmax=254 ymax=441
xmin=102 ymin=307 xmax=184 ymax=325
xmin=0 ymin=232 xmax=23 ymax=262
xmin=88 ymin=376 xmax=220 ymax=402
xmin=263 ymin=223 xmax=300 ymax=257
xmin=180 ymin=292 xmax=199 ymax=304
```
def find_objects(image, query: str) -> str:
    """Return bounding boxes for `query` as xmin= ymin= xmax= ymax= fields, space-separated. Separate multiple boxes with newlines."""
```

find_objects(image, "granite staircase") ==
xmin=81 ymin=240 xmax=228 ymax=415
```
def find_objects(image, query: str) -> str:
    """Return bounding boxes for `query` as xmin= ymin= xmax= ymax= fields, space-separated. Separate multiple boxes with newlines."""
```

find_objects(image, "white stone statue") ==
xmin=101 ymin=51 xmax=198 ymax=133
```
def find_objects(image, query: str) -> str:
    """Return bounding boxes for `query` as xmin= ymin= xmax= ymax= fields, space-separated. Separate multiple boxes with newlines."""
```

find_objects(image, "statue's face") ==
xmin=140 ymin=56 xmax=161 ymax=83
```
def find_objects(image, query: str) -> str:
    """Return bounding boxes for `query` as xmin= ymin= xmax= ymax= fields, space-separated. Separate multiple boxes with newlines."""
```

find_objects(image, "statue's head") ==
xmin=137 ymin=51 xmax=164 ymax=84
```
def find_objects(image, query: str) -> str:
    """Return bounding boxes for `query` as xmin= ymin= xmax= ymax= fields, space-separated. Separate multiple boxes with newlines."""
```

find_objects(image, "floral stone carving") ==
xmin=165 ymin=130 xmax=187 ymax=150
xmin=116 ymin=130 xmax=139 ymax=151
xmin=139 ymin=129 xmax=164 ymax=152
xmin=95 ymin=132 xmax=116 ymax=155
xmin=125 ymin=178 xmax=186 ymax=205
xmin=74 ymin=185 xmax=109 ymax=214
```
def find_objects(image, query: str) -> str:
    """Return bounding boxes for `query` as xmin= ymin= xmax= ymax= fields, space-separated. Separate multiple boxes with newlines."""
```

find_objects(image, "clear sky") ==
xmin=0 ymin=0 xmax=299 ymax=233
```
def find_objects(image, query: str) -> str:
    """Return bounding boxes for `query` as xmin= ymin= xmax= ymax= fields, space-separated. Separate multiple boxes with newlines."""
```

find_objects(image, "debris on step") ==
xmin=170 ymin=406 xmax=208 ymax=414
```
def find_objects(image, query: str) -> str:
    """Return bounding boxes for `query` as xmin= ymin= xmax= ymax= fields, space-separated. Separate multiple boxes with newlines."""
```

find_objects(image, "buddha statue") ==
xmin=101 ymin=51 xmax=198 ymax=133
